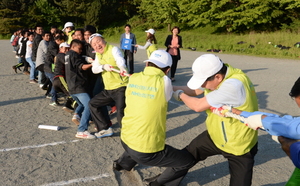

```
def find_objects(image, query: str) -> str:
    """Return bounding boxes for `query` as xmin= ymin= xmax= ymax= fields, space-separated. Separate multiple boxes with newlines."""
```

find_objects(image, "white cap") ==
xmin=145 ymin=28 xmax=155 ymax=35
xmin=144 ymin=50 xmax=172 ymax=68
xmin=187 ymin=54 xmax=224 ymax=90
xmin=59 ymin=42 xmax=70 ymax=48
xmin=88 ymin=33 xmax=103 ymax=44
xmin=62 ymin=22 xmax=74 ymax=31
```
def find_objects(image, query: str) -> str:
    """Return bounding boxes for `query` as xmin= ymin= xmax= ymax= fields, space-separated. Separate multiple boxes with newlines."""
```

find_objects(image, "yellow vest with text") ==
xmin=121 ymin=67 xmax=167 ymax=153
xmin=147 ymin=44 xmax=157 ymax=58
xmin=96 ymin=44 xmax=128 ymax=90
xmin=205 ymin=64 xmax=258 ymax=155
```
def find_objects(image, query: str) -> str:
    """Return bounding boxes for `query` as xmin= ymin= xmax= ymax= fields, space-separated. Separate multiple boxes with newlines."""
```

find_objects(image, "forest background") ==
xmin=1 ymin=0 xmax=300 ymax=59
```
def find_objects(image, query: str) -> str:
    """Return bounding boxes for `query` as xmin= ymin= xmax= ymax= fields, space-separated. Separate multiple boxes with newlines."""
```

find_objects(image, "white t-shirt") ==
xmin=206 ymin=78 xmax=246 ymax=108
xmin=25 ymin=40 xmax=33 ymax=59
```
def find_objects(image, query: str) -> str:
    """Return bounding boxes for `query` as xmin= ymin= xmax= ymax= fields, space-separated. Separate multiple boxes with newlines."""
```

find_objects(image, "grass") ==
xmin=103 ymin=26 xmax=300 ymax=60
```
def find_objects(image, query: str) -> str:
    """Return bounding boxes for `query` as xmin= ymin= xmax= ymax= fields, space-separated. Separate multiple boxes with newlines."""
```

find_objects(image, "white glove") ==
xmin=210 ymin=105 xmax=232 ymax=117
xmin=119 ymin=66 xmax=128 ymax=76
xmin=173 ymin=90 xmax=184 ymax=101
xmin=244 ymin=114 xmax=263 ymax=130
xmin=102 ymin=64 xmax=112 ymax=71
xmin=85 ymin=57 xmax=94 ymax=63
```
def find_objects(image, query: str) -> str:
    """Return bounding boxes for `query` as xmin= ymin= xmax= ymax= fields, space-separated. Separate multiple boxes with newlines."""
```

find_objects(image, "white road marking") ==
xmin=0 ymin=140 xmax=79 ymax=152
xmin=40 ymin=173 xmax=110 ymax=186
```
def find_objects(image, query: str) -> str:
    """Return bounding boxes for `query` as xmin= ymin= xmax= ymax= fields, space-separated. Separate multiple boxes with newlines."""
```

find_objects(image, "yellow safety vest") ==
xmin=147 ymin=44 xmax=157 ymax=58
xmin=121 ymin=67 xmax=167 ymax=153
xmin=205 ymin=64 xmax=258 ymax=155
xmin=96 ymin=44 xmax=128 ymax=90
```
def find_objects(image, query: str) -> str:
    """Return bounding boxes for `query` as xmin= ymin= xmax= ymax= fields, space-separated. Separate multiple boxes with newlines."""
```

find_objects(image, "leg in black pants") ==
xmin=116 ymin=140 xmax=196 ymax=186
xmin=124 ymin=50 xmax=134 ymax=74
xmin=170 ymin=55 xmax=179 ymax=80
xmin=160 ymin=130 xmax=258 ymax=186
xmin=89 ymin=87 xmax=126 ymax=130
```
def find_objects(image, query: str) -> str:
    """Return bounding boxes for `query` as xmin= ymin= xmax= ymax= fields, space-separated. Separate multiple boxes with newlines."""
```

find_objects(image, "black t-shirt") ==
xmin=54 ymin=53 xmax=66 ymax=77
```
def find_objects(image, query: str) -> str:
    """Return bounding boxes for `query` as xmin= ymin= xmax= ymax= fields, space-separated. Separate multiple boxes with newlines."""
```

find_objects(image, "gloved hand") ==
xmin=240 ymin=111 xmax=274 ymax=118
xmin=244 ymin=114 xmax=263 ymax=130
xmin=119 ymin=66 xmax=128 ymax=76
xmin=210 ymin=105 xmax=232 ymax=117
xmin=85 ymin=57 xmax=94 ymax=63
xmin=102 ymin=64 xmax=112 ymax=71
xmin=173 ymin=90 xmax=184 ymax=101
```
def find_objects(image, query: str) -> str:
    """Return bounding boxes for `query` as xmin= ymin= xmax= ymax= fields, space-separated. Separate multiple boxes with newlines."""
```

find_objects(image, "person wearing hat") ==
xmin=88 ymin=33 xmax=128 ymax=138
xmin=149 ymin=54 xmax=259 ymax=186
xmin=135 ymin=28 xmax=157 ymax=58
xmin=62 ymin=22 xmax=75 ymax=44
xmin=52 ymin=42 xmax=74 ymax=112
xmin=112 ymin=50 xmax=196 ymax=183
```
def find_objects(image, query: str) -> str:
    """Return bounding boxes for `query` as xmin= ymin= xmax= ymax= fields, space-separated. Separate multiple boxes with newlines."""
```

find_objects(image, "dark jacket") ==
xmin=65 ymin=50 xmax=89 ymax=94
xmin=19 ymin=37 xmax=28 ymax=56
xmin=164 ymin=35 xmax=182 ymax=60
xmin=31 ymin=34 xmax=42 ymax=61
xmin=44 ymin=40 xmax=58 ymax=73
xmin=54 ymin=53 xmax=66 ymax=77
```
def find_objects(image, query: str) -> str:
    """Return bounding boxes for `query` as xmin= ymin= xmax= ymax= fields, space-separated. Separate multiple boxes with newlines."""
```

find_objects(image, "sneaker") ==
xmin=45 ymin=94 xmax=52 ymax=99
xmin=49 ymin=101 xmax=60 ymax=107
xmin=39 ymin=84 xmax=44 ymax=88
xmin=30 ymin=79 xmax=38 ymax=84
xmin=62 ymin=106 xmax=74 ymax=114
xmin=75 ymin=131 xmax=95 ymax=139
xmin=12 ymin=65 xmax=17 ymax=73
xmin=15 ymin=56 xmax=19 ymax=58
xmin=72 ymin=114 xmax=81 ymax=125
xmin=109 ymin=106 xmax=117 ymax=115
xmin=95 ymin=127 xmax=113 ymax=138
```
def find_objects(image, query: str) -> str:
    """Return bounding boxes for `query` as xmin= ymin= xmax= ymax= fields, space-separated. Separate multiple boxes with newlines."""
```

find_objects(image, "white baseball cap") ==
xmin=88 ymin=33 xmax=103 ymax=44
xmin=59 ymin=42 xmax=70 ymax=48
xmin=187 ymin=54 xmax=224 ymax=90
xmin=62 ymin=22 xmax=74 ymax=31
xmin=144 ymin=50 xmax=172 ymax=68
xmin=145 ymin=28 xmax=155 ymax=35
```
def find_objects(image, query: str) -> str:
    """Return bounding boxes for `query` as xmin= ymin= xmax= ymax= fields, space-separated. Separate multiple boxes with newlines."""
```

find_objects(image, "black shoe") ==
xmin=113 ymin=160 xmax=124 ymax=171
xmin=12 ymin=65 xmax=17 ymax=73
xmin=143 ymin=174 xmax=161 ymax=186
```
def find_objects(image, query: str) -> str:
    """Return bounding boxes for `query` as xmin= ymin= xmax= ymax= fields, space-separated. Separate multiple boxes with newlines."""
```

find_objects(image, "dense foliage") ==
xmin=1 ymin=0 xmax=300 ymax=34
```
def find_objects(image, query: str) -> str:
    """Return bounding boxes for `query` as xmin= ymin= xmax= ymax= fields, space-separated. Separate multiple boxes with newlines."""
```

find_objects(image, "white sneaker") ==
xmin=95 ymin=127 xmax=113 ymax=138
xmin=75 ymin=131 xmax=95 ymax=139
xmin=72 ymin=114 xmax=80 ymax=125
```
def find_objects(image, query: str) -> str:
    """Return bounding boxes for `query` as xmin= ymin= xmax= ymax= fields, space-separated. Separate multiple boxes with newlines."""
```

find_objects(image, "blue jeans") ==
xmin=71 ymin=93 xmax=91 ymax=132
xmin=44 ymin=72 xmax=57 ymax=102
xmin=25 ymin=57 xmax=36 ymax=80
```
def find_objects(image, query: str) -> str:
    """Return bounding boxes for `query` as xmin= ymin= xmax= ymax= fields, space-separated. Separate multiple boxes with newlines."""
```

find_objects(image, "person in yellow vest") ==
xmin=148 ymin=54 xmax=259 ymax=186
xmin=88 ymin=33 xmax=129 ymax=138
xmin=135 ymin=28 xmax=157 ymax=58
xmin=62 ymin=22 xmax=75 ymax=44
xmin=112 ymin=50 xmax=196 ymax=186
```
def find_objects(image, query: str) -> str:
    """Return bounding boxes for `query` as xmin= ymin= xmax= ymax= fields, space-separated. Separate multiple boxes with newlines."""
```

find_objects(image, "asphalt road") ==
xmin=1 ymin=40 xmax=299 ymax=186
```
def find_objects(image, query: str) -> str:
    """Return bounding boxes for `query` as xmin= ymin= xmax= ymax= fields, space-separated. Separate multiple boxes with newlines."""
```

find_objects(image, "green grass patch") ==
xmin=103 ymin=26 xmax=300 ymax=60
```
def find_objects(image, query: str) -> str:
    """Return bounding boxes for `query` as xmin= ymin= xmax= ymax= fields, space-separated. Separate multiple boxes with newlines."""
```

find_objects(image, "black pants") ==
xmin=161 ymin=130 xmax=258 ymax=186
xmin=117 ymin=140 xmax=196 ymax=186
xmin=170 ymin=55 xmax=179 ymax=78
xmin=89 ymin=86 xmax=126 ymax=130
xmin=53 ymin=77 xmax=69 ymax=97
xmin=124 ymin=50 xmax=134 ymax=74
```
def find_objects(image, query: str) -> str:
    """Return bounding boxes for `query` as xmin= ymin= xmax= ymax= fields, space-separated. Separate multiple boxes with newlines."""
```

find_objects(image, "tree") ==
xmin=138 ymin=0 xmax=180 ymax=31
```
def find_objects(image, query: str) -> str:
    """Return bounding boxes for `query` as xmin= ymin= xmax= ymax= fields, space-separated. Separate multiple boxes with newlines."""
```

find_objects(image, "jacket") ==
xmin=164 ymin=35 xmax=182 ymax=60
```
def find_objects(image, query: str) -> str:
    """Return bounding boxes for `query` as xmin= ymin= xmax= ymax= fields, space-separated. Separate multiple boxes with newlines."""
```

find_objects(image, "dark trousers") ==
xmin=117 ymin=140 xmax=196 ymax=186
xmin=53 ymin=77 xmax=70 ymax=97
xmin=89 ymin=86 xmax=126 ymax=130
xmin=162 ymin=130 xmax=258 ymax=186
xmin=170 ymin=55 xmax=179 ymax=78
xmin=124 ymin=50 xmax=134 ymax=74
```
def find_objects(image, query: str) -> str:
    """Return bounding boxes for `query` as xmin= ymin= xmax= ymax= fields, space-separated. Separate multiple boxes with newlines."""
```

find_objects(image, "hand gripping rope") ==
xmin=111 ymin=68 xmax=131 ymax=77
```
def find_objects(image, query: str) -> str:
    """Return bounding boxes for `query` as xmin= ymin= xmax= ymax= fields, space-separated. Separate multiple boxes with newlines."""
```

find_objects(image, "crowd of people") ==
xmin=9 ymin=23 xmax=300 ymax=186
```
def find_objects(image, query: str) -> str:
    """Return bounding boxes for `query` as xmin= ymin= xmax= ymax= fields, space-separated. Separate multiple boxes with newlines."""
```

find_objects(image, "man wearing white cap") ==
xmin=113 ymin=50 xmax=196 ymax=183
xmin=88 ymin=33 xmax=128 ymax=138
xmin=151 ymin=54 xmax=259 ymax=186
xmin=62 ymin=22 xmax=75 ymax=44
